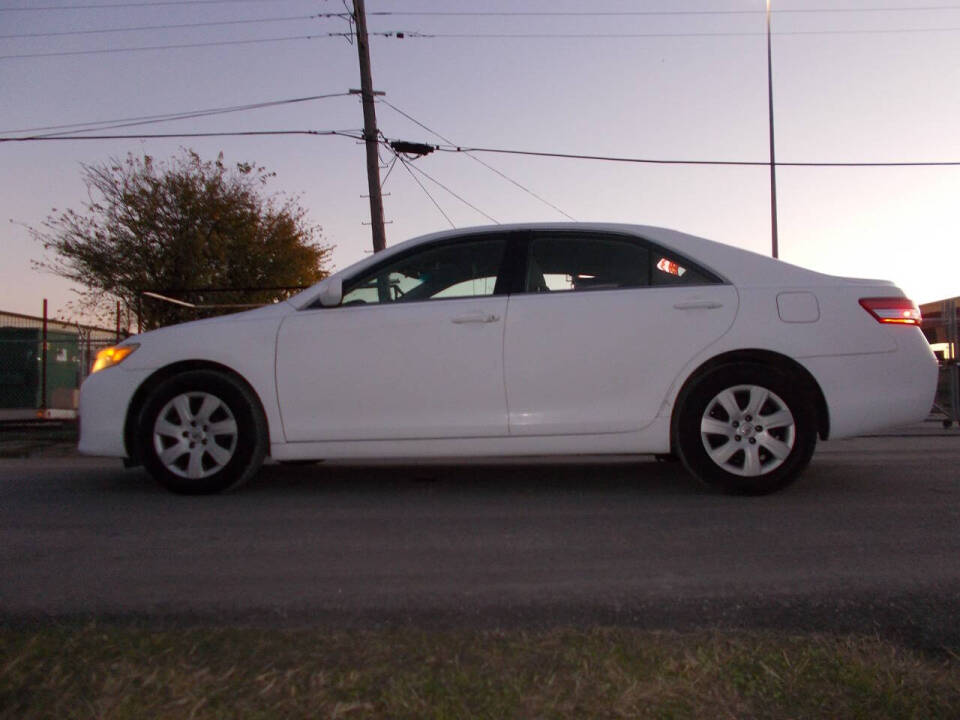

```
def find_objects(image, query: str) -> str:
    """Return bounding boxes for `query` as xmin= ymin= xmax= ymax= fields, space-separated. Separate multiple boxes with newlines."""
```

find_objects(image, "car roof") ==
xmin=288 ymin=223 xmax=883 ymax=309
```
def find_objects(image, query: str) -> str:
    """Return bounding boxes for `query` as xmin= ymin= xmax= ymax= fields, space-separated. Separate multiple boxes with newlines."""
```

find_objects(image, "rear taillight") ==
xmin=859 ymin=297 xmax=922 ymax=326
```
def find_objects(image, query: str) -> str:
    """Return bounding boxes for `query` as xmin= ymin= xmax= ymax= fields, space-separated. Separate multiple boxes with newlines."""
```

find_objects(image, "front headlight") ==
xmin=91 ymin=343 xmax=140 ymax=374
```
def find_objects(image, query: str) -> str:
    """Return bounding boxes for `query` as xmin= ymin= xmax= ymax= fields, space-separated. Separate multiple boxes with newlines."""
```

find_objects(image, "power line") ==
xmin=380 ymin=154 xmax=399 ymax=188
xmin=373 ymin=27 xmax=960 ymax=40
xmin=0 ymin=14 xmax=319 ymax=40
xmin=18 ymin=130 xmax=954 ymax=169
xmin=0 ymin=33 xmax=348 ymax=60
xmin=1 ymin=92 xmax=353 ymax=137
xmin=396 ymin=153 xmax=499 ymax=224
xmin=380 ymin=100 xmax=575 ymax=221
xmin=8 ymin=25 xmax=958 ymax=62
xmin=0 ymin=130 xmax=362 ymax=143
xmin=737 ymin=26 xmax=960 ymax=37
xmin=6 ymin=125 xmax=958 ymax=170
xmin=398 ymin=156 xmax=455 ymax=229
xmin=7 ymin=2 xmax=960 ymax=13
xmin=0 ymin=0 xmax=296 ymax=11
xmin=368 ymin=6 xmax=960 ymax=17
xmin=430 ymin=143 xmax=960 ymax=168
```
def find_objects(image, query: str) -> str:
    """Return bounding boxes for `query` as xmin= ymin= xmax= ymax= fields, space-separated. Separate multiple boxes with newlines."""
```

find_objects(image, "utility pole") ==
xmin=766 ymin=0 xmax=779 ymax=258
xmin=352 ymin=0 xmax=387 ymax=253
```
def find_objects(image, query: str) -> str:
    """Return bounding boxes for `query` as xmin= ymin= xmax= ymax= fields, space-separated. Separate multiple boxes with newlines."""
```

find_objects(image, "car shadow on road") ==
xmin=61 ymin=452 xmax=860 ymax=501
xmin=234 ymin=457 xmax=838 ymax=501
xmin=239 ymin=458 xmax=701 ymax=497
xmin=237 ymin=453 xmax=862 ymax=500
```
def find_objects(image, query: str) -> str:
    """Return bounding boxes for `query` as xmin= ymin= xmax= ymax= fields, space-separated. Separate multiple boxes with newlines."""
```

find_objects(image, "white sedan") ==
xmin=79 ymin=223 xmax=937 ymax=495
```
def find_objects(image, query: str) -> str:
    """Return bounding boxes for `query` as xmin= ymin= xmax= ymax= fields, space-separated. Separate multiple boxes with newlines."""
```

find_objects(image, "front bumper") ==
xmin=78 ymin=366 xmax=151 ymax=457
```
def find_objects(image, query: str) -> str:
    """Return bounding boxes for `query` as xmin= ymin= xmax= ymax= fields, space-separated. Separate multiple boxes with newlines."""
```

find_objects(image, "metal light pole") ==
xmin=766 ymin=0 xmax=779 ymax=258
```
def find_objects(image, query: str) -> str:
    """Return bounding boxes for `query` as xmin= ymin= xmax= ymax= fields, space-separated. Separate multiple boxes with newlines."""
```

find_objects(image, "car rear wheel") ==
xmin=674 ymin=363 xmax=817 ymax=495
xmin=138 ymin=370 xmax=267 ymax=494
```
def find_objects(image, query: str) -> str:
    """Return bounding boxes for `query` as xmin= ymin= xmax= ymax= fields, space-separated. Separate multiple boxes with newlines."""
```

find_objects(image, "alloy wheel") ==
xmin=699 ymin=384 xmax=796 ymax=477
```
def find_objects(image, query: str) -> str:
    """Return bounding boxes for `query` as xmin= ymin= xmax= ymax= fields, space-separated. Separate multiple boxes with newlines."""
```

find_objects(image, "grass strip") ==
xmin=2 ymin=625 xmax=958 ymax=719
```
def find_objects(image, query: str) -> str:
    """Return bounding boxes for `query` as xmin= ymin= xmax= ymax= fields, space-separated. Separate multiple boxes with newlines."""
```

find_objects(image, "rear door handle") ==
xmin=451 ymin=312 xmax=500 ymax=324
xmin=673 ymin=301 xmax=723 ymax=310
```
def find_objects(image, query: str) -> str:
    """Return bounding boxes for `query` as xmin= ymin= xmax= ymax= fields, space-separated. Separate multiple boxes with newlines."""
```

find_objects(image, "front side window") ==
xmin=340 ymin=237 xmax=506 ymax=306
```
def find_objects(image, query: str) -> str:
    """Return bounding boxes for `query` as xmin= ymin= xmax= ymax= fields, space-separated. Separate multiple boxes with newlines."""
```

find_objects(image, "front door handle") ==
xmin=673 ymin=301 xmax=723 ymax=310
xmin=451 ymin=312 xmax=500 ymax=324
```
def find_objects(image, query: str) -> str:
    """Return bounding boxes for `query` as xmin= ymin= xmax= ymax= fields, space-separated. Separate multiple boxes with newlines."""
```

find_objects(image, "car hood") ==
xmin=117 ymin=301 xmax=292 ymax=355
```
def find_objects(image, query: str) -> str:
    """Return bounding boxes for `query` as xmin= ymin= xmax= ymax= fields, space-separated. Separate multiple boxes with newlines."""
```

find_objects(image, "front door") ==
xmin=276 ymin=235 xmax=510 ymax=442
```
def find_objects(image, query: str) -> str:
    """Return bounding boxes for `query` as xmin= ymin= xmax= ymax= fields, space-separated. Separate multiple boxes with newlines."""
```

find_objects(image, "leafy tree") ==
xmin=31 ymin=149 xmax=333 ymax=330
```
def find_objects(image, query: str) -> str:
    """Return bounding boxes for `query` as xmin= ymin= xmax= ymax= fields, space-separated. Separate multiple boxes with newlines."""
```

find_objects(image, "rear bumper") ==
xmin=803 ymin=330 xmax=938 ymax=439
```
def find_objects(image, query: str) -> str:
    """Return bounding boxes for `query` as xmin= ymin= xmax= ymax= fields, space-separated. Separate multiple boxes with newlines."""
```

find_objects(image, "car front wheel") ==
xmin=138 ymin=370 xmax=267 ymax=494
xmin=674 ymin=363 xmax=817 ymax=495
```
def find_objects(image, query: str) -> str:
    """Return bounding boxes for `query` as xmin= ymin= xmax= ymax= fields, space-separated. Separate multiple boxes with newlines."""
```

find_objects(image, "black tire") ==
xmin=673 ymin=363 xmax=817 ymax=495
xmin=138 ymin=370 xmax=268 ymax=495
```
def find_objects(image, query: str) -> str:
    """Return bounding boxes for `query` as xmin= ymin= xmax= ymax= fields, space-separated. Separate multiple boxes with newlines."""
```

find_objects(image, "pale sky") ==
xmin=2 ymin=0 xmax=959 ymax=324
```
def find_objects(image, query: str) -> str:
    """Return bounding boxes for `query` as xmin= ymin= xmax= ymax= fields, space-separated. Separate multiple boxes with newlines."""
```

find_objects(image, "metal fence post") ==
xmin=41 ymin=298 xmax=48 ymax=411
xmin=949 ymin=299 xmax=960 ymax=423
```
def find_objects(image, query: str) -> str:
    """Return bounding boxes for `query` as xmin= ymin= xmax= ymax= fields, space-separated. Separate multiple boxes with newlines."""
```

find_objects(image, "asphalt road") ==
xmin=2 ymin=433 xmax=959 ymax=650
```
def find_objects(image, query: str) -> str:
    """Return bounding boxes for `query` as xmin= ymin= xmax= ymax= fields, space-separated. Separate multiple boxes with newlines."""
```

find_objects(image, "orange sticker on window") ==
xmin=656 ymin=258 xmax=686 ymax=276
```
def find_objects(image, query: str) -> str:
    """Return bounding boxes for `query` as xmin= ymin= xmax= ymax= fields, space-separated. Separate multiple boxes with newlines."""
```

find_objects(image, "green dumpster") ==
xmin=0 ymin=328 xmax=80 ymax=409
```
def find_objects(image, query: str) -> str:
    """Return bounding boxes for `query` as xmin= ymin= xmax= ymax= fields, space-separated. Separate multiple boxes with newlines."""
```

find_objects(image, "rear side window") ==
xmin=650 ymin=253 xmax=717 ymax=286
xmin=524 ymin=234 xmax=720 ymax=293
xmin=526 ymin=236 xmax=650 ymax=293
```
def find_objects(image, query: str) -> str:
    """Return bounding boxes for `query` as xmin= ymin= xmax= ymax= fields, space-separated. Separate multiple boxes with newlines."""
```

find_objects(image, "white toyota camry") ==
xmin=79 ymin=223 xmax=937 ymax=495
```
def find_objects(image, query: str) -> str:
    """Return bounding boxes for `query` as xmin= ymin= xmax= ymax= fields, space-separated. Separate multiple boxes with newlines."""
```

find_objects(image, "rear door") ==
xmin=503 ymin=231 xmax=738 ymax=435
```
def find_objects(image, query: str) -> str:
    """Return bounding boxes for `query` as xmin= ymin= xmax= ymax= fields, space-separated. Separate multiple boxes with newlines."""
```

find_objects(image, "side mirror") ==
xmin=317 ymin=277 xmax=343 ymax=307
